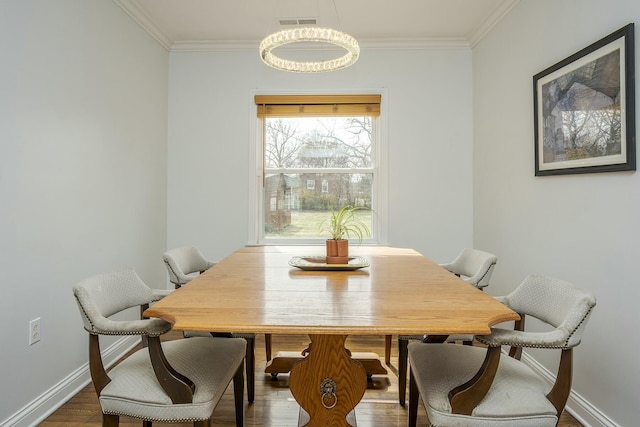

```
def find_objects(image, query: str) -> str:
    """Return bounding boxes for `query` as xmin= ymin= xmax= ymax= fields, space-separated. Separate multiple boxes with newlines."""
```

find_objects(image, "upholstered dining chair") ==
xmin=407 ymin=275 xmax=596 ymax=427
xmin=396 ymin=248 xmax=498 ymax=405
xmin=163 ymin=246 xmax=265 ymax=403
xmin=73 ymin=269 xmax=245 ymax=427
xmin=163 ymin=246 xmax=216 ymax=289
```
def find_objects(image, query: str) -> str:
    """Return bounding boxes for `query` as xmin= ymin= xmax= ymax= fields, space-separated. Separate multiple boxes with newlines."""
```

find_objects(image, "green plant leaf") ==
xmin=320 ymin=205 xmax=371 ymax=242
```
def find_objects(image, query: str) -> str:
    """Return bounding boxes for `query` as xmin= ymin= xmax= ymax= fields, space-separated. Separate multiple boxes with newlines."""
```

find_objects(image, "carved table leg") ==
xmin=289 ymin=334 xmax=367 ymax=427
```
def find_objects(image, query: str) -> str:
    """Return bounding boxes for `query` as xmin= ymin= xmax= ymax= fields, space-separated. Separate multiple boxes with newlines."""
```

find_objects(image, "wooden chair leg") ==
xmin=546 ymin=348 xmax=573 ymax=416
xmin=244 ymin=336 xmax=255 ymax=403
xmin=102 ymin=414 xmax=119 ymax=427
xmin=143 ymin=421 xmax=152 ymax=427
xmin=194 ymin=419 xmax=210 ymax=427
xmin=233 ymin=363 xmax=245 ymax=427
xmin=384 ymin=334 xmax=392 ymax=365
xmin=265 ymin=333 xmax=272 ymax=361
xmin=398 ymin=338 xmax=409 ymax=406
xmin=408 ymin=368 xmax=419 ymax=427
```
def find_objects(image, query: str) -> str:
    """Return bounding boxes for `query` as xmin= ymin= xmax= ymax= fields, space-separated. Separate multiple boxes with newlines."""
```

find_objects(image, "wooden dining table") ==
xmin=144 ymin=245 xmax=519 ymax=427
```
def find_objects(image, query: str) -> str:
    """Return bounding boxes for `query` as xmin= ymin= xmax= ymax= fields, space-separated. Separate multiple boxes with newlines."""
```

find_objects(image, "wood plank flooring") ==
xmin=40 ymin=332 xmax=583 ymax=426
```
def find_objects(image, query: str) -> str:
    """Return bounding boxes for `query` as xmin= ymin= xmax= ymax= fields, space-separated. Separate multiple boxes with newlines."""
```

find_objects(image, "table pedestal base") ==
xmin=289 ymin=334 xmax=367 ymax=427
xmin=265 ymin=351 xmax=387 ymax=378
xmin=299 ymin=409 xmax=357 ymax=427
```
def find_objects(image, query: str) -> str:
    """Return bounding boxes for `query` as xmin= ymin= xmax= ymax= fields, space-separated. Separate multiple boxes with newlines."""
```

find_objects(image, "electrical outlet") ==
xmin=29 ymin=318 xmax=41 ymax=345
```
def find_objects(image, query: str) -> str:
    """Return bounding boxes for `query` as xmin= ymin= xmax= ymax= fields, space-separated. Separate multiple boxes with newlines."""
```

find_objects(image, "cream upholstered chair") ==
xmin=438 ymin=248 xmax=497 ymax=290
xmin=163 ymin=246 xmax=216 ymax=289
xmin=73 ymin=269 xmax=245 ymax=427
xmin=163 ymin=246 xmax=265 ymax=403
xmin=407 ymin=275 xmax=596 ymax=427
xmin=396 ymin=248 xmax=498 ymax=405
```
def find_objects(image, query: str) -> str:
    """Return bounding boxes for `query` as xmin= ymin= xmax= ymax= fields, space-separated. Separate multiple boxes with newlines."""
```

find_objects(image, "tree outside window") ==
xmin=262 ymin=116 xmax=375 ymax=240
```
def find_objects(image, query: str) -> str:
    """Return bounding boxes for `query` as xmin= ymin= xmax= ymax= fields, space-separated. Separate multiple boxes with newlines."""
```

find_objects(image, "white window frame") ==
xmin=248 ymin=89 xmax=388 ymax=246
xmin=307 ymin=179 xmax=316 ymax=190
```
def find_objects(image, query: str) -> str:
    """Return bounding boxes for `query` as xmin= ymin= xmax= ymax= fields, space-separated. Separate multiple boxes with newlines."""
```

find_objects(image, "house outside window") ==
xmin=252 ymin=94 xmax=386 ymax=243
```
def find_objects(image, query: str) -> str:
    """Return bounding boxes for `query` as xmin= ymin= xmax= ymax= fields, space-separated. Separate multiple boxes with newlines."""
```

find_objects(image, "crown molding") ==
xmin=171 ymin=40 xmax=258 ymax=52
xmin=171 ymin=38 xmax=471 ymax=52
xmin=359 ymin=38 xmax=470 ymax=50
xmin=113 ymin=0 xmax=172 ymax=51
xmin=468 ymin=0 xmax=520 ymax=47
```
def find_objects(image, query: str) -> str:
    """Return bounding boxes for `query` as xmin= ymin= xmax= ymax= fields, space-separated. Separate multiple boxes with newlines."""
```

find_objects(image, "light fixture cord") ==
xmin=332 ymin=0 xmax=342 ymax=30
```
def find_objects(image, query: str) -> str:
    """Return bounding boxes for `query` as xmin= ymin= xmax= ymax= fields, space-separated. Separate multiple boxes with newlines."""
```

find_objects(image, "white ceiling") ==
xmin=114 ymin=0 xmax=519 ymax=50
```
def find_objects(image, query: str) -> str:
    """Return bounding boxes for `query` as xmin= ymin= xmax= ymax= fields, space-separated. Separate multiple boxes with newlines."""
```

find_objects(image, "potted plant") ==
xmin=321 ymin=205 xmax=371 ymax=264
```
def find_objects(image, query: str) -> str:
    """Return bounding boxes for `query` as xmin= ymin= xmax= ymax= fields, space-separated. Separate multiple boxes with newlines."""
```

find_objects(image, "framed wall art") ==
xmin=533 ymin=23 xmax=635 ymax=176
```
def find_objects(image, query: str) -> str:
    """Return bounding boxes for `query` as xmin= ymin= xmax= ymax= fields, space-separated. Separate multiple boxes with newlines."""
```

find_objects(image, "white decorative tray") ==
xmin=288 ymin=256 xmax=370 ymax=271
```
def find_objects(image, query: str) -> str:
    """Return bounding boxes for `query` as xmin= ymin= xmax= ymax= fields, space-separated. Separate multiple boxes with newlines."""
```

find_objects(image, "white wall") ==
xmin=167 ymin=47 xmax=474 ymax=263
xmin=0 ymin=1 xmax=169 ymax=424
xmin=473 ymin=1 xmax=639 ymax=426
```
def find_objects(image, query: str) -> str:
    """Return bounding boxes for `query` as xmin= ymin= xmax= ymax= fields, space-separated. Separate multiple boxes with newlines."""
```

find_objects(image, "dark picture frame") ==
xmin=534 ymin=23 xmax=635 ymax=176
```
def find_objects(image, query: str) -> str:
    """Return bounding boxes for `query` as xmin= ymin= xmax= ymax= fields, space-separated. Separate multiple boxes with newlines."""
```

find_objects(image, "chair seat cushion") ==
xmin=100 ymin=336 xmax=245 ymax=422
xmin=408 ymin=343 xmax=558 ymax=427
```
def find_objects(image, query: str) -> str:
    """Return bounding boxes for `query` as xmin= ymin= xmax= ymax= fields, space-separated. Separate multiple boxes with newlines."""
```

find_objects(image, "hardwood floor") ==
xmin=40 ymin=333 xmax=583 ymax=426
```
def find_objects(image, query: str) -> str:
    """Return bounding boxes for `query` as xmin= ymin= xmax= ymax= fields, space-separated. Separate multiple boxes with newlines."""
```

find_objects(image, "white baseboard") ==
xmin=0 ymin=336 xmax=139 ymax=427
xmin=521 ymin=351 xmax=618 ymax=427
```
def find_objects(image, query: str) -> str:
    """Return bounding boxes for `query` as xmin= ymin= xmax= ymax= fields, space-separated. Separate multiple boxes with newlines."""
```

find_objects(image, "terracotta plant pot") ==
xmin=326 ymin=239 xmax=349 ymax=264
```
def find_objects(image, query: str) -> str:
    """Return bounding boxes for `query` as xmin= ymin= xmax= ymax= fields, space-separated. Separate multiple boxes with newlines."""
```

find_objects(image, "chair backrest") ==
xmin=163 ymin=246 xmax=215 ymax=287
xmin=495 ymin=275 xmax=596 ymax=348
xmin=73 ymin=269 xmax=171 ymax=336
xmin=442 ymin=248 xmax=497 ymax=289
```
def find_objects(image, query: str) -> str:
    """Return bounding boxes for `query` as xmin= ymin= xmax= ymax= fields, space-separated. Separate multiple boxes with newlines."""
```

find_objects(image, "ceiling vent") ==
xmin=279 ymin=18 xmax=317 ymax=26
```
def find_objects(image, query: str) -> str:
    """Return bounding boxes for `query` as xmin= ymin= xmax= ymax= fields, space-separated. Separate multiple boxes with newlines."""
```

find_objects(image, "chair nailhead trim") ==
xmin=475 ymin=306 xmax=594 ymax=349
xmin=103 ymin=409 xmax=208 ymax=423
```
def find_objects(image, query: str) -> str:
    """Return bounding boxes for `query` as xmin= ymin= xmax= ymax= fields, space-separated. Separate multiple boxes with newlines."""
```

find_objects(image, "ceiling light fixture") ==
xmin=259 ymin=0 xmax=358 ymax=73
xmin=259 ymin=27 xmax=359 ymax=73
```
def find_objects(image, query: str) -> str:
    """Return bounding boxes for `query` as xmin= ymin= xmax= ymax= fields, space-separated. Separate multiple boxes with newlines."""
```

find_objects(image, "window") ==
xmin=253 ymin=94 xmax=384 ymax=243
